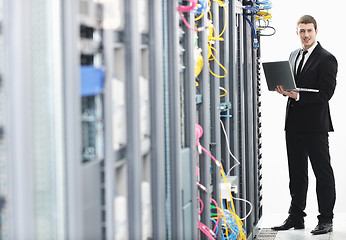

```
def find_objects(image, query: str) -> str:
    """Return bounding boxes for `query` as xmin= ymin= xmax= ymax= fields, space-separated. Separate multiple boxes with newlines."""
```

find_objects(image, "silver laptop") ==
xmin=262 ymin=60 xmax=319 ymax=92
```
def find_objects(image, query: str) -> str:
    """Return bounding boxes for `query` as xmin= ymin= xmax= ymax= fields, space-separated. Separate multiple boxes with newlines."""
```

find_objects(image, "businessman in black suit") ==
xmin=272 ymin=15 xmax=337 ymax=235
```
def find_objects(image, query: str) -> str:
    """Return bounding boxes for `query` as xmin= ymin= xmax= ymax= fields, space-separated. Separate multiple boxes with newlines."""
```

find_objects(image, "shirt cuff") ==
xmin=295 ymin=92 xmax=300 ymax=101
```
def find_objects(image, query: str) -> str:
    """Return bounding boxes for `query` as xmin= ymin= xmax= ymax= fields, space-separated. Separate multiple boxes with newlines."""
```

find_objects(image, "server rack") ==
xmin=197 ymin=4 xmax=212 ymax=239
xmin=2 ymin=1 xmax=36 ymax=237
xmin=2 ymin=0 xmax=67 ymax=239
xmin=195 ymin=0 xmax=265 ymax=239
xmin=147 ymin=0 xmax=166 ymax=238
xmin=0 ymin=0 xmax=5 ymax=238
xmin=0 ymin=0 xmax=269 ymax=239
xmin=62 ymin=0 xmax=84 ymax=238
xmin=227 ymin=1 xmax=264 ymax=238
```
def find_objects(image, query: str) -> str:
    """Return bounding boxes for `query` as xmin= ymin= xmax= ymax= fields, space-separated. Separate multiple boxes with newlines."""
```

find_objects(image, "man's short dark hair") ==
xmin=297 ymin=15 xmax=317 ymax=30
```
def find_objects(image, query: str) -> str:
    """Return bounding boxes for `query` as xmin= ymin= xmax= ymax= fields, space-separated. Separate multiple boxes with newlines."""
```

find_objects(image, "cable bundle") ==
xmin=220 ymin=209 xmax=245 ymax=240
xmin=177 ymin=0 xmax=229 ymax=90
xmin=177 ymin=1 xmax=267 ymax=238
xmin=194 ymin=0 xmax=208 ymax=15
xmin=207 ymin=0 xmax=228 ymax=78
xmin=256 ymin=0 xmax=275 ymax=36
xmin=242 ymin=0 xmax=275 ymax=49
xmin=195 ymin=123 xmax=250 ymax=240
xmin=177 ymin=0 xmax=198 ymax=12
xmin=177 ymin=0 xmax=209 ymax=32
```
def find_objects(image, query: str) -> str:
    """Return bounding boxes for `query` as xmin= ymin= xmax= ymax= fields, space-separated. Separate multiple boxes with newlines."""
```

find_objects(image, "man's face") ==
xmin=297 ymin=23 xmax=318 ymax=50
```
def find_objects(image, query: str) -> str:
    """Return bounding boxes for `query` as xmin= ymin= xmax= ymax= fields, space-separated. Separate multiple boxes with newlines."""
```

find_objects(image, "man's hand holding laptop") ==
xmin=275 ymin=85 xmax=298 ymax=100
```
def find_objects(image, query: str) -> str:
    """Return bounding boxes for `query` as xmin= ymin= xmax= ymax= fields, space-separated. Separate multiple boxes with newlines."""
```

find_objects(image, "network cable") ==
xmin=219 ymin=119 xmax=241 ymax=175
xmin=256 ymin=0 xmax=276 ymax=37
xmin=194 ymin=0 xmax=208 ymax=15
xmin=256 ymin=0 xmax=272 ymax=10
xmin=198 ymin=196 xmax=219 ymax=239
xmin=198 ymin=221 xmax=217 ymax=240
xmin=178 ymin=0 xmax=209 ymax=32
xmin=177 ymin=0 xmax=197 ymax=12
xmin=219 ymin=87 xmax=227 ymax=97
xmin=196 ymin=123 xmax=247 ymax=239
xmin=210 ymin=197 xmax=220 ymax=233
xmin=197 ymin=195 xmax=220 ymax=239
xmin=207 ymin=1 xmax=228 ymax=78
xmin=244 ymin=15 xmax=259 ymax=49
xmin=241 ymin=0 xmax=275 ymax=44
xmin=194 ymin=1 xmax=270 ymax=237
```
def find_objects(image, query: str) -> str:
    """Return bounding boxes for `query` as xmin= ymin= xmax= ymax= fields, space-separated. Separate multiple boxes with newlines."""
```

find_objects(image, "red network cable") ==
xmin=198 ymin=221 xmax=216 ymax=240
xmin=177 ymin=0 xmax=197 ymax=12
xmin=177 ymin=0 xmax=207 ymax=32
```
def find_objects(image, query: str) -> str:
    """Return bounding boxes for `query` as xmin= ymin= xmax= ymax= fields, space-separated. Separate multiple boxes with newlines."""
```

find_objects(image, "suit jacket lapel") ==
xmin=297 ymin=42 xmax=322 ymax=82
xmin=290 ymin=49 xmax=300 ymax=68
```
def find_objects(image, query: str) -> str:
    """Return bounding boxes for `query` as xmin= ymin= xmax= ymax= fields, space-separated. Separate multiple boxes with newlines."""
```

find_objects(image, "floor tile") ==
xmin=259 ymin=213 xmax=346 ymax=240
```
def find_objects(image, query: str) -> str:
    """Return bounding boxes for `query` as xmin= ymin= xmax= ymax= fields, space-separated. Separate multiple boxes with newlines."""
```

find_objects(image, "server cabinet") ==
xmin=194 ymin=0 xmax=265 ymax=239
xmin=0 ymin=1 xmax=270 ymax=239
xmin=0 ymin=0 xmax=6 ymax=238
xmin=3 ymin=0 xmax=67 ymax=239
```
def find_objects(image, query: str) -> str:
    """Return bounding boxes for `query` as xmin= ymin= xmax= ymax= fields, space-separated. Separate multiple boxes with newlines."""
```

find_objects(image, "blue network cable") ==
xmin=243 ymin=5 xmax=259 ymax=15
xmin=256 ymin=0 xmax=272 ymax=10
xmin=194 ymin=0 xmax=208 ymax=15
xmin=221 ymin=209 xmax=246 ymax=240
xmin=244 ymin=15 xmax=259 ymax=49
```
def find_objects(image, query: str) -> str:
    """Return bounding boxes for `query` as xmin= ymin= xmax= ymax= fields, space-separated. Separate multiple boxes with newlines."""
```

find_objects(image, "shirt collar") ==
xmin=303 ymin=41 xmax=318 ymax=55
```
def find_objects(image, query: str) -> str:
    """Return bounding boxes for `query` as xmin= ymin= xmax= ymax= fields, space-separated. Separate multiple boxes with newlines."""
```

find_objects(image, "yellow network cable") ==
xmin=257 ymin=10 xmax=272 ymax=17
xmin=256 ymin=3 xmax=275 ymax=35
xmin=214 ymin=0 xmax=227 ymax=7
xmin=196 ymin=123 xmax=247 ymax=239
xmin=195 ymin=11 xmax=205 ymax=21
xmin=208 ymin=45 xmax=228 ymax=78
xmin=256 ymin=13 xmax=272 ymax=21
xmin=220 ymin=211 xmax=239 ymax=239
xmin=219 ymin=87 xmax=227 ymax=97
xmin=220 ymin=165 xmax=247 ymax=239
xmin=195 ymin=50 xmax=204 ymax=77
xmin=207 ymin=3 xmax=227 ymax=40
xmin=207 ymin=3 xmax=228 ymax=79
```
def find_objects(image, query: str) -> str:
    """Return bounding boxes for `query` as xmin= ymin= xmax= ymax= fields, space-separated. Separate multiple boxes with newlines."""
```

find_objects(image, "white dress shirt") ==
xmin=295 ymin=41 xmax=318 ymax=101
xmin=295 ymin=41 xmax=318 ymax=75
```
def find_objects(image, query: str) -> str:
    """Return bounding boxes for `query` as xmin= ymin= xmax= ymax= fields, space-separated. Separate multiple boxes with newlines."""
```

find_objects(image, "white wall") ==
xmin=260 ymin=0 xmax=346 ymax=218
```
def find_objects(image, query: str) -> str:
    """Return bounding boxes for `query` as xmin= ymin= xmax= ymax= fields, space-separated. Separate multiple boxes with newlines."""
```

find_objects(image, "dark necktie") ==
xmin=295 ymin=50 xmax=308 ymax=80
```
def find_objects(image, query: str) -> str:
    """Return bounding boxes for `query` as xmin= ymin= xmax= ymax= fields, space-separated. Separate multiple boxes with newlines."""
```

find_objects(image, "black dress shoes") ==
xmin=271 ymin=216 xmax=305 ymax=231
xmin=311 ymin=223 xmax=333 ymax=235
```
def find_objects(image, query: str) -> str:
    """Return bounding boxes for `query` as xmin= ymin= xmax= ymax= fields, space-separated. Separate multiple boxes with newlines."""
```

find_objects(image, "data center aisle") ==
xmin=258 ymin=213 xmax=346 ymax=240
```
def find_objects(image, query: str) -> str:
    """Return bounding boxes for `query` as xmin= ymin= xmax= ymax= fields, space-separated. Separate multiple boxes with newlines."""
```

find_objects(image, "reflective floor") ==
xmin=259 ymin=213 xmax=346 ymax=240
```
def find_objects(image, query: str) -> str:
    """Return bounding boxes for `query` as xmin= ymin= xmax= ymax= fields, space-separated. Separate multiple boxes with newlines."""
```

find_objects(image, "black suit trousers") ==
xmin=285 ymin=130 xmax=336 ymax=223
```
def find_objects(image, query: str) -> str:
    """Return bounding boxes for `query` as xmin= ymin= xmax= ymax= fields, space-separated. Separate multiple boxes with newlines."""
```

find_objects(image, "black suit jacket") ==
xmin=285 ymin=42 xmax=337 ymax=132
